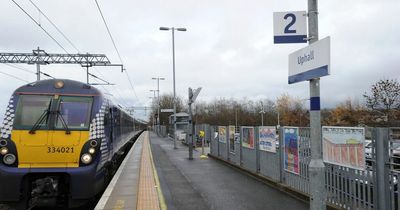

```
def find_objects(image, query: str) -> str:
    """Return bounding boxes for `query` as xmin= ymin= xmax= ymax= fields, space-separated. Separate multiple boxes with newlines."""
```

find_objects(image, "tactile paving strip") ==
xmin=136 ymin=132 xmax=161 ymax=210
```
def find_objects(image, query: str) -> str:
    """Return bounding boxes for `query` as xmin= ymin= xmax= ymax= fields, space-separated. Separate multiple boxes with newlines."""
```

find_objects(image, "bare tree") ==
xmin=148 ymin=94 xmax=184 ymax=125
xmin=363 ymin=79 xmax=400 ymax=124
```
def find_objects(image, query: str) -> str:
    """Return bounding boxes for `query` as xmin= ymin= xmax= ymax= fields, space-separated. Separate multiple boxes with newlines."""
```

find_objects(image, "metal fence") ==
xmin=209 ymin=126 xmax=400 ymax=210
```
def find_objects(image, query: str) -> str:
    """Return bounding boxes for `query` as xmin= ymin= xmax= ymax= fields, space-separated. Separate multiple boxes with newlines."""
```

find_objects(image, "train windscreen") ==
xmin=14 ymin=95 xmax=52 ymax=129
xmin=55 ymin=96 xmax=93 ymax=130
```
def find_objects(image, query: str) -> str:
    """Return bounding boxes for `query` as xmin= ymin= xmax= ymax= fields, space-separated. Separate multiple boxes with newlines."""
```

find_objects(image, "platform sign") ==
xmin=288 ymin=36 xmax=330 ymax=84
xmin=161 ymin=109 xmax=174 ymax=113
xmin=273 ymin=11 xmax=307 ymax=44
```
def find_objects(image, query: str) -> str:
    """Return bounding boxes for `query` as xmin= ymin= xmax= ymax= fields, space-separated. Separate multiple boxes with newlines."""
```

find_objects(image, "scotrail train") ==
xmin=0 ymin=79 xmax=145 ymax=209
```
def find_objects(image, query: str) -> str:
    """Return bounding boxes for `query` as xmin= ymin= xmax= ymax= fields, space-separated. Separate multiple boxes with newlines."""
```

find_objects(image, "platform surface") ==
xmin=96 ymin=131 xmax=164 ymax=210
xmin=150 ymin=132 xmax=309 ymax=210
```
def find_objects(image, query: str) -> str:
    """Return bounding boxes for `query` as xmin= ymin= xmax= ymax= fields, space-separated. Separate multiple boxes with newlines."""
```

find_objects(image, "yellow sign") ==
xmin=199 ymin=130 xmax=205 ymax=138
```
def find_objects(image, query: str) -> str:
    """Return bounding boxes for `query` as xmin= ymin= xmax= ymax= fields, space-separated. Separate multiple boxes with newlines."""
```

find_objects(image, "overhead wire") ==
xmin=91 ymin=75 xmax=126 ymax=107
xmin=3 ymin=63 xmax=55 ymax=79
xmin=11 ymin=0 xmax=113 ymax=83
xmin=94 ymin=0 xmax=123 ymax=63
xmin=92 ymin=67 xmax=129 ymax=106
xmin=27 ymin=0 xmax=128 ymax=102
xmin=28 ymin=0 xmax=81 ymax=53
xmin=0 ymin=70 xmax=29 ymax=83
xmin=41 ymin=72 xmax=55 ymax=79
xmin=12 ymin=0 xmax=132 ymax=110
xmin=87 ymin=72 xmax=112 ymax=85
xmin=94 ymin=0 xmax=140 ymax=103
xmin=4 ymin=63 xmax=35 ymax=74
xmin=11 ymin=0 xmax=72 ymax=57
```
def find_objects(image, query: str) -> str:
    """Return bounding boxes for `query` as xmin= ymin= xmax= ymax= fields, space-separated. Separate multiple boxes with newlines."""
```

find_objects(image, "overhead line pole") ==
xmin=308 ymin=0 xmax=326 ymax=210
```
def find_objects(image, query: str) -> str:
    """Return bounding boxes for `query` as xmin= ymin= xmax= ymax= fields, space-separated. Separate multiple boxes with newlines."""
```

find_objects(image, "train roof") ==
xmin=13 ymin=79 xmax=103 ymax=96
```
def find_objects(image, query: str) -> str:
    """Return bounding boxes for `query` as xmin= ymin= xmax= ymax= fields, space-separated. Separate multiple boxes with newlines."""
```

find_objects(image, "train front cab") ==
xmin=0 ymin=90 xmax=106 ymax=208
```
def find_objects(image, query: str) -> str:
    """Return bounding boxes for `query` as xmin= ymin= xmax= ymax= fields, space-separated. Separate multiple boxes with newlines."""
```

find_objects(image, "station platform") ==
xmin=95 ymin=131 xmax=309 ymax=210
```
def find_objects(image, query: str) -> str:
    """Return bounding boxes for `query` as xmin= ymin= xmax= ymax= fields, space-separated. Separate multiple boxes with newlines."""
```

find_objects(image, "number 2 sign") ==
xmin=273 ymin=11 xmax=307 ymax=44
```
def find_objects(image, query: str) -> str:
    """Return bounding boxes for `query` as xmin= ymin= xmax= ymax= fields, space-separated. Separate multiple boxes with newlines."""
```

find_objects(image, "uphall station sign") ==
xmin=288 ymin=36 xmax=330 ymax=84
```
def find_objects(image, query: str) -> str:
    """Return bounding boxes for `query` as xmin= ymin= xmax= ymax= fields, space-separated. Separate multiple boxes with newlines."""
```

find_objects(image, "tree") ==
xmin=363 ymin=79 xmax=400 ymax=124
xmin=325 ymin=99 xmax=367 ymax=126
xmin=148 ymin=94 xmax=184 ymax=125
xmin=276 ymin=93 xmax=308 ymax=126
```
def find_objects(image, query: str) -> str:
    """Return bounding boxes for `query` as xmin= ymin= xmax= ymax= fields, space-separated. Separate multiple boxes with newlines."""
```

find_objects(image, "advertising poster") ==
xmin=284 ymin=127 xmax=299 ymax=174
xmin=322 ymin=126 xmax=365 ymax=170
xmin=218 ymin=126 xmax=227 ymax=143
xmin=258 ymin=126 xmax=276 ymax=153
xmin=229 ymin=126 xmax=236 ymax=153
xmin=242 ymin=127 xmax=255 ymax=149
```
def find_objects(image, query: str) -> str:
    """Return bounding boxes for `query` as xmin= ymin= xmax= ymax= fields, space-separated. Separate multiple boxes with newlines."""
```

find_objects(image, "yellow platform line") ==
xmin=136 ymin=132 xmax=166 ymax=210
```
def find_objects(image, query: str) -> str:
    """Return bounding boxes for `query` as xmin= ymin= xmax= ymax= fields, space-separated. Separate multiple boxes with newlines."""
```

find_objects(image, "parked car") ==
xmin=364 ymin=139 xmax=400 ymax=168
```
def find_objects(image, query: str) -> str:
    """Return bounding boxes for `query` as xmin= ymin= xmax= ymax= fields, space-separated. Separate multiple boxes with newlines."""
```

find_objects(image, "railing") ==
xmin=208 ymin=125 xmax=400 ymax=210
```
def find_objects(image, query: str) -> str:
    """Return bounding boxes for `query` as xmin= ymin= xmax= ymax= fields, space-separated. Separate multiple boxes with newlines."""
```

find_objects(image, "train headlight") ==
xmin=54 ymin=80 xmax=65 ymax=89
xmin=90 ymin=140 xmax=98 ymax=147
xmin=88 ymin=148 xmax=96 ymax=154
xmin=3 ymin=154 xmax=16 ymax=165
xmin=0 ymin=140 xmax=7 ymax=147
xmin=0 ymin=147 xmax=8 ymax=155
xmin=81 ymin=153 xmax=92 ymax=164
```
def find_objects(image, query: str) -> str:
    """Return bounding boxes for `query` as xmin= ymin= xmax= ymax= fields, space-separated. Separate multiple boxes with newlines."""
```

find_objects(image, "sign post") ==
xmin=188 ymin=87 xmax=202 ymax=160
xmin=274 ymin=1 xmax=327 ymax=209
xmin=307 ymin=1 xmax=326 ymax=209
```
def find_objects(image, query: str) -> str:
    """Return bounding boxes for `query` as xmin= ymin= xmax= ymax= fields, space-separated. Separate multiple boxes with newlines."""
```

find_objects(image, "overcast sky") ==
xmin=0 ymin=0 xmax=399 ymax=120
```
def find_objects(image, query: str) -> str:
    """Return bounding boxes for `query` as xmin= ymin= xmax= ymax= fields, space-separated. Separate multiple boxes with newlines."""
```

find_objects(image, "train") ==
xmin=0 ymin=79 xmax=146 ymax=209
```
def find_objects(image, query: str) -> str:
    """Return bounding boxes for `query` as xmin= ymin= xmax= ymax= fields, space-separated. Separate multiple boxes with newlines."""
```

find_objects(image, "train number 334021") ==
xmin=47 ymin=147 xmax=74 ymax=153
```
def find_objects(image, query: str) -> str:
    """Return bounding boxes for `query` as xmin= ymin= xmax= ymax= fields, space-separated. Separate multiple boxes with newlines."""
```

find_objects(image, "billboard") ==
xmin=259 ymin=126 xmax=276 ymax=153
xmin=218 ymin=126 xmax=227 ymax=143
xmin=229 ymin=126 xmax=235 ymax=153
xmin=242 ymin=127 xmax=255 ymax=149
xmin=284 ymin=127 xmax=299 ymax=174
xmin=322 ymin=126 xmax=365 ymax=170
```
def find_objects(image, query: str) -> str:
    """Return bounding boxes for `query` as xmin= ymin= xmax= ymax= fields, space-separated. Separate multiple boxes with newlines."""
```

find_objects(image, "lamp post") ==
xmin=152 ymin=77 xmax=165 ymax=134
xmin=150 ymin=90 xmax=157 ymax=131
xmin=259 ymin=102 xmax=265 ymax=126
xmin=159 ymin=26 xmax=187 ymax=149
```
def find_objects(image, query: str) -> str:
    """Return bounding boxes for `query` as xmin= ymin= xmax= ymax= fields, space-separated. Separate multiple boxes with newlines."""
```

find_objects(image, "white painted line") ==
xmin=94 ymin=134 xmax=144 ymax=210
